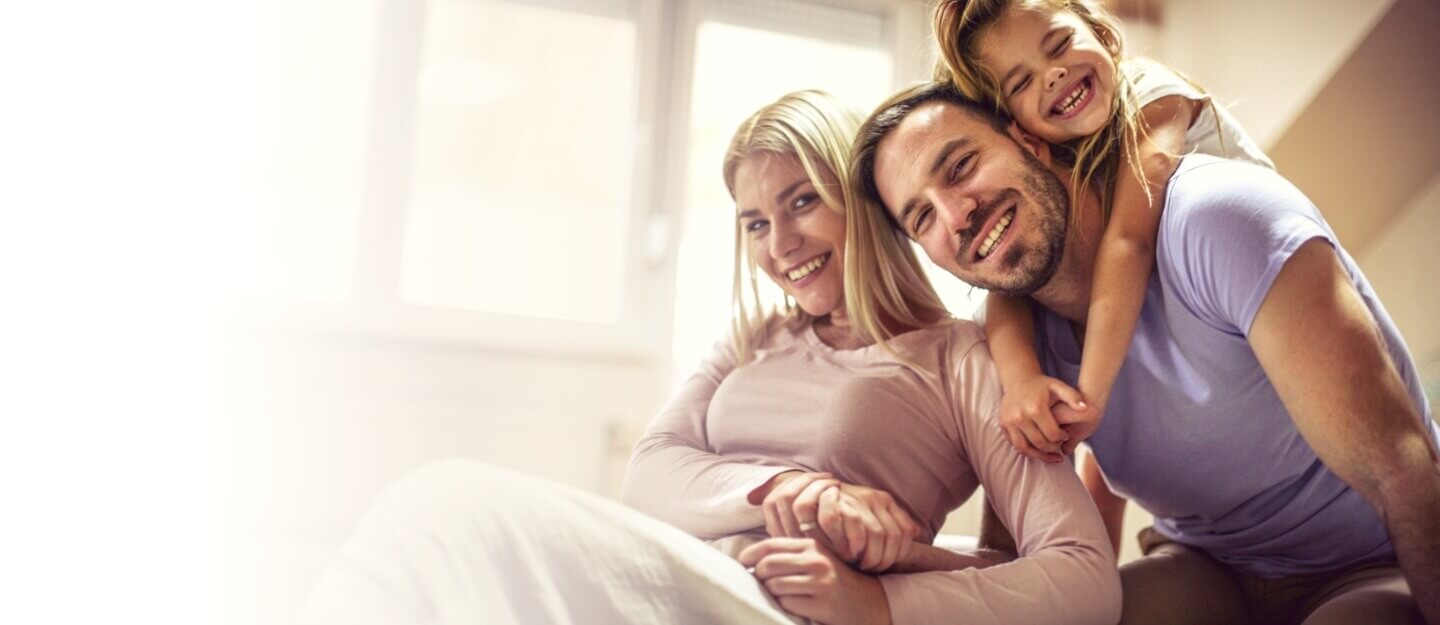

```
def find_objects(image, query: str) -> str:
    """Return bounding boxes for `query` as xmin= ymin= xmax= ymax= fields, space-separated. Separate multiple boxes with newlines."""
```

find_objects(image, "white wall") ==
xmin=1357 ymin=174 xmax=1440 ymax=394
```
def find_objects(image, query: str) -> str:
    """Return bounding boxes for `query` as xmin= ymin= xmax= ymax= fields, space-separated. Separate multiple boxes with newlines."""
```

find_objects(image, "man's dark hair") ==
xmin=850 ymin=81 xmax=1011 ymax=225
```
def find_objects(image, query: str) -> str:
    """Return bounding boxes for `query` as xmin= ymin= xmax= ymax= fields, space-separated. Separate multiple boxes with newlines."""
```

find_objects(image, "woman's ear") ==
xmin=1006 ymin=121 xmax=1052 ymax=164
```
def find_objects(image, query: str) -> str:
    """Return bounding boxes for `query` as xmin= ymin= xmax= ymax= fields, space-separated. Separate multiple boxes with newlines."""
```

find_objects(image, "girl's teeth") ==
xmin=1053 ymin=79 xmax=1089 ymax=115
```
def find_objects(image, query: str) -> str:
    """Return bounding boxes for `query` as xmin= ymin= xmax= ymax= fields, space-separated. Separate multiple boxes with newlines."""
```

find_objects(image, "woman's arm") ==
xmin=1072 ymin=96 xmax=1198 ymax=430
xmin=620 ymin=338 xmax=800 ymax=539
xmin=874 ymin=343 xmax=1122 ymax=625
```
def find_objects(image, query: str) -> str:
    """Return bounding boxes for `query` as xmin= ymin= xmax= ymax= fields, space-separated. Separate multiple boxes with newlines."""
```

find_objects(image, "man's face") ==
xmin=871 ymin=101 xmax=1069 ymax=297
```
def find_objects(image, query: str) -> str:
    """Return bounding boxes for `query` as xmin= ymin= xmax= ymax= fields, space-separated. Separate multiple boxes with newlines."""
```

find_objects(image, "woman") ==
xmin=296 ymin=91 xmax=1119 ymax=625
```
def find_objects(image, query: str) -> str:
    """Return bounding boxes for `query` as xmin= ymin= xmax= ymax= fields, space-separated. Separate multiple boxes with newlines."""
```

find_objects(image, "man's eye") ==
xmin=912 ymin=207 xmax=932 ymax=236
xmin=949 ymin=154 xmax=975 ymax=184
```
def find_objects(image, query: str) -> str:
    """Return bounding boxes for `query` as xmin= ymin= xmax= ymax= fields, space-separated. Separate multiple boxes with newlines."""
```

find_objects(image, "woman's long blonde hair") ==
xmin=932 ymin=0 xmax=1145 ymax=222
xmin=722 ymin=90 xmax=948 ymax=364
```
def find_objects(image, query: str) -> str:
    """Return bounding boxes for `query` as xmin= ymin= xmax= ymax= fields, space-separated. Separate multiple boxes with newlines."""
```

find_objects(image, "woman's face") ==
xmin=733 ymin=152 xmax=847 ymax=317
xmin=977 ymin=6 xmax=1118 ymax=143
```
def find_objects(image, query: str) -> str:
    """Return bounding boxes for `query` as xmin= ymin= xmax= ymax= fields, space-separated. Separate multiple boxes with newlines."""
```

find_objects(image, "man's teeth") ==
xmin=978 ymin=211 xmax=1014 ymax=258
xmin=787 ymin=254 xmax=828 ymax=281
xmin=1053 ymin=78 xmax=1089 ymax=115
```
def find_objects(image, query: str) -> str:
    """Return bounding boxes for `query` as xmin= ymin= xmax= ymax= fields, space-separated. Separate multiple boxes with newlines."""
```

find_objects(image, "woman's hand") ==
xmin=764 ymin=474 xmax=920 ymax=572
xmin=738 ymin=537 xmax=892 ymax=625
xmin=999 ymin=375 xmax=1092 ymax=463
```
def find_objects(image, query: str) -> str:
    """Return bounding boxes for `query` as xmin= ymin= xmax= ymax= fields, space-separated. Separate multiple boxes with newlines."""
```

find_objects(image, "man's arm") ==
xmin=1249 ymin=239 xmax=1440 ymax=624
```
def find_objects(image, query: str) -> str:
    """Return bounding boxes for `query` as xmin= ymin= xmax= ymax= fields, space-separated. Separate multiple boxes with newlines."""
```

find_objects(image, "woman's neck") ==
xmin=812 ymin=308 xmax=871 ymax=350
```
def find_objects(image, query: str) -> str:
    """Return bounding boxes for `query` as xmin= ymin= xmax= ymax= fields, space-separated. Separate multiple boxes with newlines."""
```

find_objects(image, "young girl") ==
xmin=932 ymin=0 xmax=1274 ymax=465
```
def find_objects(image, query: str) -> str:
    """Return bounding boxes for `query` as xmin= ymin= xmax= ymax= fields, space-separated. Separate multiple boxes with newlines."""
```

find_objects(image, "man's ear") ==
xmin=1006 ymin=121 xmax=1052 ymax=165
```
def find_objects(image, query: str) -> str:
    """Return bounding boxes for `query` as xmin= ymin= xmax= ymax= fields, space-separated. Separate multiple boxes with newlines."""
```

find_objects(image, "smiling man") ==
xmin=849 ymin=81 xmax=1440 ymax=625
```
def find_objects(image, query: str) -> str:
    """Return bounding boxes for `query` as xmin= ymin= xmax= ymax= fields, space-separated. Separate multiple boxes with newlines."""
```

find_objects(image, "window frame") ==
xmin=274 ymin=0 xmax=931 ymax=362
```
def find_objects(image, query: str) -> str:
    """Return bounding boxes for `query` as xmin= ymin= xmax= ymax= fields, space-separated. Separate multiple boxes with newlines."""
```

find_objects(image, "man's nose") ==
xmin=1044 ymin=66 xmax=1068 ymax=92
xmin=930 ymin=190 xmax=977 ymax=235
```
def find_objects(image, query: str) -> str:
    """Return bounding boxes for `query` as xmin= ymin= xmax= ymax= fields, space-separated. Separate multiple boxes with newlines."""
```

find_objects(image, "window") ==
xmin=398 ymin=0 xmax=639 ymax=324
xmin=670 ymin=0 xmax=895 ymax=371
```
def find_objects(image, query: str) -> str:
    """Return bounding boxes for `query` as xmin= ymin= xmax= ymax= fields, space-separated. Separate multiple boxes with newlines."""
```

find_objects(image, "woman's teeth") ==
xmin=787 ymin=253 xmax=829 ymax=281
xmin=1052 ymin=77 xmax=1090 ymax=116
xmin=978 ymin=211 xmax=1014 ymax=258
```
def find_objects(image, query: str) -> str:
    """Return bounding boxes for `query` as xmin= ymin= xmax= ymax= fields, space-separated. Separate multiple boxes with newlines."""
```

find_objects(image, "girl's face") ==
xmin=733 ymin=152 xmax=847 ymax=317
xmin=976 ymin=6 xmax=1118 ymax=143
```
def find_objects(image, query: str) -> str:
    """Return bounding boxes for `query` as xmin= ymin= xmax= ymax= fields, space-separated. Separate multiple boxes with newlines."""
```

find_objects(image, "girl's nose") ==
xmin=1044 ymin=66 xmax=1068 ymax=92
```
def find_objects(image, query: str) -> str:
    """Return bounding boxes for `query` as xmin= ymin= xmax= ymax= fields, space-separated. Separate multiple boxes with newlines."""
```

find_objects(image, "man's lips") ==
xmin=956 ymin=191 xmax=1018 ymax=264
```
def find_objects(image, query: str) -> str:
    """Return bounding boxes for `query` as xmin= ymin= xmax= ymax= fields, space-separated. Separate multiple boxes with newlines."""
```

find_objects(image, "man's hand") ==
xmin=738 ymin=537 xmax=892 ymax=625
xmin=999 ymin=375 xmax=1094 ymax=462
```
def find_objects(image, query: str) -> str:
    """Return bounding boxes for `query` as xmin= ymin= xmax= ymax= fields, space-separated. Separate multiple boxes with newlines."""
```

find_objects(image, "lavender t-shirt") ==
xmin=1035 ymin=155 xmax=1437 ymax=577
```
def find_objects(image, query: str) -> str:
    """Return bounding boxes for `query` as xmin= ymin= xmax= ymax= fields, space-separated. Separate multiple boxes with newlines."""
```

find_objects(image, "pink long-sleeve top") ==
xmin=622 ymin=315 xmax=1121 ymax=625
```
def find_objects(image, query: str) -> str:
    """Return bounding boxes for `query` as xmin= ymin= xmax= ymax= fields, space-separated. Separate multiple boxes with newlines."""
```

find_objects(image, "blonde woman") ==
xmin=296 ymin=91 xmax=1119 ymax=625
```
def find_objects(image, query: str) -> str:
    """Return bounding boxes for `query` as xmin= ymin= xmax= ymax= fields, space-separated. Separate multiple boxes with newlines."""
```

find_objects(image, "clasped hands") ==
xmin=736 ymin=470 xmax=915 ymax=625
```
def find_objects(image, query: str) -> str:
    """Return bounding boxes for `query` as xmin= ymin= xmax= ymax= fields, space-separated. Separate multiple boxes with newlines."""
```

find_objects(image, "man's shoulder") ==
xmin=1159 ymin=155 xmax=1317 ymax=248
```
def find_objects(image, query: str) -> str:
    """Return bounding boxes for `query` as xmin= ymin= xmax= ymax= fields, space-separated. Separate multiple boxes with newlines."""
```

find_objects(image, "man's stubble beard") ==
xmin=961 ymin=150 xmax=1069 ymax=297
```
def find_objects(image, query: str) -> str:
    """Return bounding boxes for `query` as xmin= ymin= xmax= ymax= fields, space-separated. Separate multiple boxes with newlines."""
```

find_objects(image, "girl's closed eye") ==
xmin=1051 ymin=33 xmax=1071 ymax=57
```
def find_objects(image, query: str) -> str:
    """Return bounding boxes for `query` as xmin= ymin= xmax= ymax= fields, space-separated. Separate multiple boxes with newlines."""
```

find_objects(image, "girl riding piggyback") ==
xmin=932 ymin=0 xmax=1273 ymax=463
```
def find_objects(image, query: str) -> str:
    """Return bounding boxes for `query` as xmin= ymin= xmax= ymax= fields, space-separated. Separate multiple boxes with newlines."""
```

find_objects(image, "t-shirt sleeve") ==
xmin=1125 ymin=57 xmax=1204 ymax=108
xmin=877 ymin=339 xmax=1122 ymax=625
xmin=1159 ymin=161 xmax=1336 ymax=335
xmin=620 ymin=333 xmax=799 ymax=539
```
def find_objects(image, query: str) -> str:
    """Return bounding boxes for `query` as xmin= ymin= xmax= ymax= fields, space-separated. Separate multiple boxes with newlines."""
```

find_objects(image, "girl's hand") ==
xmin=738 ymin=537 xmax=892 ymax=625
xmin=1055 ymin=399 xmax=1104 ymax=455
xmin=759 ymin=471 xmax=840 ymax=540
xmin=1000 ymin=375 xmax=1091 ymax=463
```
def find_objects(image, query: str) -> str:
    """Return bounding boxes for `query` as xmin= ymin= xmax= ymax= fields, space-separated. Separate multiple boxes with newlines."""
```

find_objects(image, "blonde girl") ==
xmin=933 ymin=0 xmax=1274 ymax=465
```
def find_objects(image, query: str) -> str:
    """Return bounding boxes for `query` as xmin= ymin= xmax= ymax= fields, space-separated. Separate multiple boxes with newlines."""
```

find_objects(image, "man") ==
xmin=850 ymin=81 xmax=1440 ymax=625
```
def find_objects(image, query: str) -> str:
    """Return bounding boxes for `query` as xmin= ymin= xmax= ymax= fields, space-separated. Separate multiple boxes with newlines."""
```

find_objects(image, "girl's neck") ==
xmin=813 ymin=308 xmax=871 ymax=350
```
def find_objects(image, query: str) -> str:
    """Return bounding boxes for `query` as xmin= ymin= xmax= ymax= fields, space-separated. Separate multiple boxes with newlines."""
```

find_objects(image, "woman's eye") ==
xmin=791 ymin=193 xmax=818 ymax=212
xmin=745 ymin=220 xmax=768 ymax=234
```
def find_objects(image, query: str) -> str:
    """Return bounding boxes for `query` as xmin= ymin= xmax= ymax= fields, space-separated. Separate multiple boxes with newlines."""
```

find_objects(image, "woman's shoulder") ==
xmin=888 ymin=317 xmax=989 ymax=364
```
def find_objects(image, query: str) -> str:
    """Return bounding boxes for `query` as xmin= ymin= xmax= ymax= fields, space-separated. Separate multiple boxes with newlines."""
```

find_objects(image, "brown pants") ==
xmin=1118 ymin=528 xmax=1422 ymax=625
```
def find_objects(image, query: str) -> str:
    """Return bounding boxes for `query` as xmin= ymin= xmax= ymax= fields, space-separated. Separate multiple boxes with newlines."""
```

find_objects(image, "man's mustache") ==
xmin=953 ymin=189 xmax=1019 ymax=264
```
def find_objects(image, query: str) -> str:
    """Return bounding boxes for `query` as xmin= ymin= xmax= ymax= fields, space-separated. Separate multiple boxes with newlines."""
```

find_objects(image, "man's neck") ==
xmin=1030 ymin=185 xmax=1104 ymax=324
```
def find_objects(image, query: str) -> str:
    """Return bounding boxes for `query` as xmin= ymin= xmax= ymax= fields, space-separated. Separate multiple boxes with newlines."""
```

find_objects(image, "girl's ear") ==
xmin=1006 ymin=121 xmax=1053 ymax=164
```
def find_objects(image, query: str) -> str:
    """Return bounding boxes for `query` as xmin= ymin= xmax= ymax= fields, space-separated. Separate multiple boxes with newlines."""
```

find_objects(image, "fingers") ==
xmin=1046 ymin=378 xmax=1089 ymax=412
xmin=841 ymin=498 xmax=868 ymax=561
xmin=1019 ymin=421 xmax=1065 ymax=463
xmin=762 ymin=472 xmax=835 ymax=538
xmin=866 ymin=502 xmax=903 ymax=572
xmin=791 ymin=477 xmax=835 ymax=534
xmin=737 ymin=536 xmax=812 ymax=567
xmin=815 ymin=485 xmax=852 ymax=560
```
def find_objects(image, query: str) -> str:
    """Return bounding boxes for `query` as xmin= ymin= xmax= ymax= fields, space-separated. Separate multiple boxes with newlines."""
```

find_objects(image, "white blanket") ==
xmin=294 ymin=460 xmax=805 ymax=625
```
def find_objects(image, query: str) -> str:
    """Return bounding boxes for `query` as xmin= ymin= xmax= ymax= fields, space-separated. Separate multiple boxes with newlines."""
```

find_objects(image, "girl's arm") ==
xmin=983 ymin=293 xmax=1042 ymax=391
xmin=1074 ymin=95 xmax=1199 ymax=421
xmin=987 ymin=294 xmax=1089 ymax=462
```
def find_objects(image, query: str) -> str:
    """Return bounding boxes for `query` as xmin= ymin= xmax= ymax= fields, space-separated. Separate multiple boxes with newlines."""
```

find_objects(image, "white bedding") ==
xmin=293 ymin=460 xmax=806 ymax=625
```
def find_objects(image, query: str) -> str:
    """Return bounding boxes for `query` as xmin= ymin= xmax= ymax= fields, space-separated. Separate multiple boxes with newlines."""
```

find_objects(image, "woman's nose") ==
xmin=767 ymin=219 xmax=803 ymax=259
xmin=1044 ymin=66 xmax=1068 ymax=92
